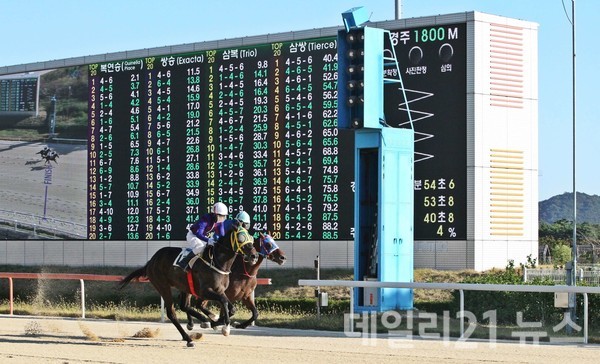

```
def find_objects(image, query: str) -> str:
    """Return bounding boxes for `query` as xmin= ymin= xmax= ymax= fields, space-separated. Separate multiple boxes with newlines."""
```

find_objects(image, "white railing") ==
xmin=298 ymin=279 xmax=600 ymax=344
xmin=0 ymin=209 xmax=86 ymax=238
xmin=524 ymin=268 xmax=600 ymax=286
xmin=1 ymin=272 xmax=272 ymax=322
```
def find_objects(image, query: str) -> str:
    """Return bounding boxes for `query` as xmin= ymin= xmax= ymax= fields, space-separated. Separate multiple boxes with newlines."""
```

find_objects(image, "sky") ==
xmin=0 ymin=0 xmax=596 ymax=201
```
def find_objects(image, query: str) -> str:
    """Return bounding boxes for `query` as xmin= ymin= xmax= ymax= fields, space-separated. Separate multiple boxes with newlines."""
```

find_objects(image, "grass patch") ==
xmin=1 ymin=265 xmax=599 ymax=343
xmin=0 ymin=128 xmax=48 ymax=141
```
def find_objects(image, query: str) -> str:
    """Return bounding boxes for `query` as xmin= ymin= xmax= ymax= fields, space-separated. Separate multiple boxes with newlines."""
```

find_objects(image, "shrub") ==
xmin=553 ymin=245 xmax=573 ymax=266
xmin=451 ymin=261 xmax=561 ymax=325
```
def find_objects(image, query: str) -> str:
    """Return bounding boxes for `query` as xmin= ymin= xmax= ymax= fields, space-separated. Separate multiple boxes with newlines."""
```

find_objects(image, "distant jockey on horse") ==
xmin=44 ymin=150 xmax=59 ymax=164
xmin=37 ymin=146 xmax=51 ymax=159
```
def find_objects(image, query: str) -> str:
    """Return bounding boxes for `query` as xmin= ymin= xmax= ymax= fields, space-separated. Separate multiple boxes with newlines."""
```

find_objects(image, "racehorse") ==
xmin=186 ymin=232 xmax=286 ymax=330
xmin=119 ymin=225 xmax=258 ymax=347
xmin=44 ymin=151 xmax=59 ymax=164
xmin=36 ymin=147 xmax=50 ymax=159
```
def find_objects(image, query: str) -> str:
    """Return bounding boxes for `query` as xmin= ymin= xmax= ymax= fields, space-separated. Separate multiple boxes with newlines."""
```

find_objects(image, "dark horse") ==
xmin=187 ymin=232 xmax=286 ymax=330
xmin=44 ymin=151 xmax=59 ymax=164
xmin=36 ymin=147 xmax=50 ymax=159
xmin=119 ymin=225 xmax=258 ymax=347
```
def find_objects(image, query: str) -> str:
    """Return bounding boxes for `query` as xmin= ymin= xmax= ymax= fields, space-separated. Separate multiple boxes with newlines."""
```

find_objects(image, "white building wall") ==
xmin=0 ymin=12 xmax=538 ymax=272
xmin=471 ymin=13 xmax=539 ymax=271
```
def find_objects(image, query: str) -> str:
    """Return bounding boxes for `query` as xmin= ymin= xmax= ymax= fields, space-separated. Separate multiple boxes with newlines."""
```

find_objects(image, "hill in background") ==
xmin=539 ymin=192 xmax=600 ymax=224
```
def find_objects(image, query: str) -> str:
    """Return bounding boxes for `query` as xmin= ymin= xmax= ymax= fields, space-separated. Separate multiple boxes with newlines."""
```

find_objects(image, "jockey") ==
xmin=174 ymin=202 xmax=229 ymax=270
xmin=222 ymin=210 xmax=251 ymax=230
xmin=234 ymin=211 xmax=251 ymax=230
xmin=37 ymin=146 xmax=50 ymax=158
xmin=221 ymin=210 xmax=252 ymax=236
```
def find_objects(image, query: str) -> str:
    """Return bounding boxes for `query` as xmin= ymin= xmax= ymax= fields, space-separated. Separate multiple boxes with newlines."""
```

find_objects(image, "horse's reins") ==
xmin=199 ymin=255 xmax=230 ymax=275
xmin=241 ymin=252 xmax=257 ymax=278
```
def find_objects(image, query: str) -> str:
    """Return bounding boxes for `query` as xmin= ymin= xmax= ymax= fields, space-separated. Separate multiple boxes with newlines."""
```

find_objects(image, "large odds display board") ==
xmin=87 ymin=23 xmax=466 ymax=241
xmin=0 ymin=77 xmax=38 ymax=112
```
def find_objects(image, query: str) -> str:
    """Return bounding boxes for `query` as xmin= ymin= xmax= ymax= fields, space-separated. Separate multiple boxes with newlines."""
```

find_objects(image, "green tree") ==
xmin=578 ymin=222 xmax=600 ymax=243
xmin=552 ymin=245 xmax=573 ymax=266
xmin=539 ymin=235 xmax=568 ymax=252
xmin=539 ymin=219 xmax=573 ymax=240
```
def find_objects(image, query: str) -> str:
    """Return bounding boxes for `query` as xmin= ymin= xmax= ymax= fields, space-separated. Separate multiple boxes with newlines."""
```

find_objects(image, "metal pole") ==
xmin=570 ymin=0 xmax=578 ymax=323
xmin=316 ymin=255 xmax=320 ymax=317
xmin=43 ymin=185 xmax=49 ymax=220
xmin=49 ymin=96 xmax=57 ymax=136
xmin=584 ymin=293 xmax=588 ymax=344
xmin=349 ymin=288 xmax=354 ymax=333
xmin=395 ymin=0 xmax=402 ymax=20
xmin=459 ymin=289 xmax=464 ymax=337
xmin=161 ymin=297 xmax=165 ymax=323
xmin=80 ymin=279 xmax=85 ymax=319
xmin=9 ymin=277 xmax=14 ymax=315
xmin=571 ymin=0 xmax=577 ymax=279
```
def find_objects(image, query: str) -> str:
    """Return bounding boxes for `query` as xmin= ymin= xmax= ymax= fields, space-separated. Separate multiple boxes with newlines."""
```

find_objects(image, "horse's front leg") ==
xmin=217 ymin=293 xmax=232 ymax=336
xmin=178 ymin=293 xmax=194 ymax=331
xmin=196 ymin=300 xmax=219 ymax=327
xmin=178 ymin=292 xmax=211 ymax=331
xmin=154 ymin=288 xmax=194 ymax=347
xmin=234 ymin=295 xmax=257 ymax=329
xmin=203 ymin=290 xmax=232 ymax=336
xmin=212 ymin=300 xmax=234 ymax=328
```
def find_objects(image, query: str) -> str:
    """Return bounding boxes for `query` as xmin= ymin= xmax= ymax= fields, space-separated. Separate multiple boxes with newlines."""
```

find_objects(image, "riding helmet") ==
xmin=212 ymin=202 xmax=228 ymax=216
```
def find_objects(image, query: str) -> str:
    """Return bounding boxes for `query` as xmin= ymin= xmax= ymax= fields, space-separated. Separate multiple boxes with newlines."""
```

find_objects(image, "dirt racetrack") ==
xmin=0 ymin=140 xmax=87 ymax=237
xmin=1 ymin=315 xmax=599 ymax=363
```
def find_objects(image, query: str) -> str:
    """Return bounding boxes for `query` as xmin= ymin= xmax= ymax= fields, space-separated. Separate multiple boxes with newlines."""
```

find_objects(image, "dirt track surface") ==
xmin=0 ymin=140 xmax=87 ymax=236
xmin=1 ymin=315 xmax=599 ymax=363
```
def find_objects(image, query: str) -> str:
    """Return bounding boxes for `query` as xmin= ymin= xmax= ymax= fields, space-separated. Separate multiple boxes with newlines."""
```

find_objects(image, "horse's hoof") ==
xmin=221 ymin=325 xmax=231 ymax=336
xmin=233 ymin=321 xmax=247 ymax=329
xmin=200 ymin=322 xmax=211 ymax=329
xmin=186 ymin=341 xmax=195 ymax=348
xmin=186 ymin=323 xmax=194 ymax=331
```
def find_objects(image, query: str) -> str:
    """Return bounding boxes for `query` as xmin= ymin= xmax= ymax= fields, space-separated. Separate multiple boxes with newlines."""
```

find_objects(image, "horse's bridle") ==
xmin=230 ymin=226 xmax=254 ymax=255
xmin=200 ymin=226 xmax=255 ymax=275
xmin=258 ymin=233 xmax=279 ymax=257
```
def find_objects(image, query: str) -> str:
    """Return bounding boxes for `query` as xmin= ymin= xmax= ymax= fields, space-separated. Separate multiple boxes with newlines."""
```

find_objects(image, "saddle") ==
xmin=173 ymin=248 xmax=199 ymax=270
xmin=173 ymin=245 xmax=215 ymax=270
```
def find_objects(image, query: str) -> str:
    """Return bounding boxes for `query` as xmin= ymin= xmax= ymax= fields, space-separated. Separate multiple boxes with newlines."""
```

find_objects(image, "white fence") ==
xmin=0 ymin=209 xmax=86 ymax=239
xmin=298 ymin=279 xmax=600 ymax=344
xmin=524 ymin=268 xmax=600 ymax=285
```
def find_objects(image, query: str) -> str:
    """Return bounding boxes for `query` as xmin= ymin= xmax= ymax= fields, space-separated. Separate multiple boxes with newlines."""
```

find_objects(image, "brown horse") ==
xmin=119 ymin=225 xmax=257 ymax=347
xmin=187 ymin=232 xmax=286 ymax=330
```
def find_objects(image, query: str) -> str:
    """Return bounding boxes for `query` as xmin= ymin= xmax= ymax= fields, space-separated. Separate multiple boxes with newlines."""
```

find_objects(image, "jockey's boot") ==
xmin=173 ymin=248 xmax=193 ymax=271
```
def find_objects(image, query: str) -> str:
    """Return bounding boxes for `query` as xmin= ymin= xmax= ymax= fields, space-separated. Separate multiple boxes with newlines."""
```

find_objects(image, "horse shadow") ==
xmin=28 ymin=153 xmax=49 ymax=170
xmin=25 ymin=159 xmax=43 ymax=166
xmin=206 ymin=325 xmax=349 ymax=339
xmin=0 ymin=333 xmax=104 ymax=346
xmin=30 ymin=165 xmax=47 ymax=171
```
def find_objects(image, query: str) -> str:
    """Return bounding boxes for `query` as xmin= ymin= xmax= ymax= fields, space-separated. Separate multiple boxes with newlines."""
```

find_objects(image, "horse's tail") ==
xmin=119 ymin=265 xmax=147 ymax=289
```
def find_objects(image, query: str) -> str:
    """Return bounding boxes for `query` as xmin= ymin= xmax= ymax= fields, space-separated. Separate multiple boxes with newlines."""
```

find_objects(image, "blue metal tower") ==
xmin=338 ymin=7 xmax=414 ymax=312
